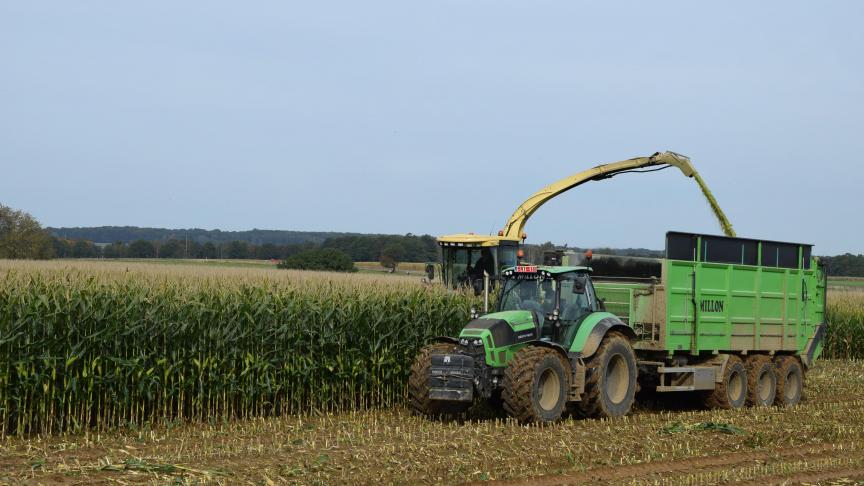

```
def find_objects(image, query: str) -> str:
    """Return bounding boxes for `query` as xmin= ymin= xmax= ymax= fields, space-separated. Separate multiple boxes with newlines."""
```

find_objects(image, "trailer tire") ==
xmin=575 ymin=332 xmax=637 ymax=419
xmin=702 ymin=355 xmax=747 ymax=409
xmin=746 ymin=355 xmax=777 ymax=407
xmin=502 ymin=346 xmax=569 ymax=423
xmin=408 ymin=343 xmax=471 ymax=417
xmin=774 ymin=356 xmax=804 ymax=406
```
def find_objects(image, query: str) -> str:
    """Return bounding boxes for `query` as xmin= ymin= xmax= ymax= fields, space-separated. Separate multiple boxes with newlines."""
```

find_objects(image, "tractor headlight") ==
xmin=470 ymin=306 xmax=478 ymax=319
xmin=459 ymin=338 xmax=469 ymax=346
xmin=472 ymin=339 xmax=483 ymax=347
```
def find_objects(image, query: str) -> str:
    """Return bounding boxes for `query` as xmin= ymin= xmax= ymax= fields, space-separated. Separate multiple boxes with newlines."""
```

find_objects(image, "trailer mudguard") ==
xmin=565 ymin=312 xmax=635 ymax=358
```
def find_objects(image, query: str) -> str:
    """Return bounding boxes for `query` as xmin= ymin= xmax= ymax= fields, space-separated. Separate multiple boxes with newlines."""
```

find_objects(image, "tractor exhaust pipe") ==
xmin=483 ymin=271 xmax=490 ymax=313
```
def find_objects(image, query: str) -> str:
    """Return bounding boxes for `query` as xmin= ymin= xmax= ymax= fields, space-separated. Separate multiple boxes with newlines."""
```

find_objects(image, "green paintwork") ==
xmin=663 ymin=256 xmax=824 ymax=355
xmin=458 ymin=311 xmax=537 ymax=367
xmin=592 ymin=238 xmax=825 ymax=360
xmin=562 ymin=311 xmax=620 ymax=351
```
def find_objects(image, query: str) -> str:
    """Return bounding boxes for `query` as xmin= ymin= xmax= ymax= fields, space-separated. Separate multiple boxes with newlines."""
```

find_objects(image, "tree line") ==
xmin=5 ymin=203 xmax=864 ymax=276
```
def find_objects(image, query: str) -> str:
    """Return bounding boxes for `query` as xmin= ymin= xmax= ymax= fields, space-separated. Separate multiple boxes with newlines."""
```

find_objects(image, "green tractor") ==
xmin=409 ymin=264 xmax=638 ymax=422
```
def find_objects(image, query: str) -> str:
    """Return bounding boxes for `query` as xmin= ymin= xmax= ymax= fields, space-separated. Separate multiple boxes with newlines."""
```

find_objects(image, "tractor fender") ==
xmin=567 ymin=313 xmax=635 ymax=359
xmin=521 ymin=340 xmax=569 ymax=361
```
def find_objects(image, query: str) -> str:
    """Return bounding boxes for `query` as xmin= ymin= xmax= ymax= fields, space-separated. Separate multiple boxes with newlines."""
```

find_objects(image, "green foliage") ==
xmin=0 ymin=269 xmax=475 ymax=435
xmin=278 ymin=248 xmax=357 ymax=272
xmin=0 ymin=204 xmax=53 ymax=259
xmin=824 ymin=292 xmax=864 ymax=359
xmin=128 ymin=239 xmax=157 ymax=258
xmin=46 ymin=226 xmax=356 ymax=245
xmin=379 ymin=243 xmax=405 ymax=271
xmin=822 ymin=254 xmax=864 ymax=277
xmin=323 ymin=234 xmax=437 ymax=263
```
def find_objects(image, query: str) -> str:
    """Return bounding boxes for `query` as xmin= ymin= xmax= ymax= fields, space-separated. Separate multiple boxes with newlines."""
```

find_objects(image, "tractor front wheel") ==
xmin=576 ymin=332 xmax=638 ymax=419
xmin=502 ymin=346 xmax=570 ymax=423
xmin=408 ymin=343 xmax=471 ymax=417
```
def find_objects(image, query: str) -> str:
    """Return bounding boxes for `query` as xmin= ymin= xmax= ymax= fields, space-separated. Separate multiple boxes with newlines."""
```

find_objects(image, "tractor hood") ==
xmin=458 ymin=310 xmax=539 ymax=350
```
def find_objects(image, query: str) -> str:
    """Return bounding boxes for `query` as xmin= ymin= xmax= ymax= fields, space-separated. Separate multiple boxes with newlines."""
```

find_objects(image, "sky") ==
xmin=1 ymin=1 xmax=862 ymax=254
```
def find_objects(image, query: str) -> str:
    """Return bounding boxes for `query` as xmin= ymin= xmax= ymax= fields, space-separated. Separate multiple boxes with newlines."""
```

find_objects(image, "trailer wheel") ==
xmin=408 ymin=343 xmax=471 ymax=417
xmin=774 ymin=356 xmax=804 ymax=406
xmin=502 ymin=346 xmax=569 ymax=423
xmin=576 ymin=332 xmax=637 ymax=419
xmin=746 ymin=355 xmax=777 ymax=407
xmin=703 ymin=355 xmax=747 ymax=409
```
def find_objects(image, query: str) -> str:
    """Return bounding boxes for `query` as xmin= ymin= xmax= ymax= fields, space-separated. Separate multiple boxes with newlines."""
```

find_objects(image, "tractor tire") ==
xmin=774 ymin=355 xmax=804 ymax=406
xmin=408 ymin=343 xmax=471 ymax=417
xmin=702 ymin=355 xmax=747 ymax=410
xmin=746 ymin=355 xmax=777 ymax=407
xmin=502 ymin=346 xmax=569 ymax=423
xmin=575 ymin=332 xmax=638 ymax=419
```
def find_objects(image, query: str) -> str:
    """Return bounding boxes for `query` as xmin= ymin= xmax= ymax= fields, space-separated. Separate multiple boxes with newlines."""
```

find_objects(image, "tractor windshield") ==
xmin=499 ymin=276 xmax=557 ymax=315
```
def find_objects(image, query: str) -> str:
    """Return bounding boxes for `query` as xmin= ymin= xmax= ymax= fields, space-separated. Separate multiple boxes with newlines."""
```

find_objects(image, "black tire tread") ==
xmin=575 ymin=332 xmax=636 ymax=419
xmin=703 ymin=355 xmax=746 ymax=410
xmin=502 ymin=346 xmax=569 ymax=423
xmin=774 ymin=355 xmax=804 ymax=406
xmin=746 ymin=354 xmax=776 ymax=407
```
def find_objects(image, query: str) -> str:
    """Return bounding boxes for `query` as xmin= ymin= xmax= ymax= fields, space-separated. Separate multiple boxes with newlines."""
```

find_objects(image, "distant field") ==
xmin=355 ymin=261 xmax=427 ymax=275
xmin=65 ymin=257 xmax=279 ymax=269
xmin=830 ymin=276 xmax=864 ymax=289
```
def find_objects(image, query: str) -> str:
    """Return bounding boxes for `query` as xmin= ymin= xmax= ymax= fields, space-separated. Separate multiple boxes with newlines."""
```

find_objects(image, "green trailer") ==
xmin=409 ymin=231 xmax=827 ymax=422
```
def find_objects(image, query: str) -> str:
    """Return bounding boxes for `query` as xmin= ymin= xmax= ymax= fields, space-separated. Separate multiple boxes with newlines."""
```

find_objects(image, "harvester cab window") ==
xmin=470 ymin=248 xmax=495 ymax=281
xmin=498 ymin=244 xmax=518 ymax=272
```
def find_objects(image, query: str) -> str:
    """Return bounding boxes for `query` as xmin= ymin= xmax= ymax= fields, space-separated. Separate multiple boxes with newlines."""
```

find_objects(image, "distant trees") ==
xmin=379 ymin=243 xmax=405 ymax=272
xmin=0 ymin=204 xmax=53 ymax=259
xmin=278 ymin=248 xmax=356 ymax=272
xmin=821 ymin=254 xmax=864 ymax=277
xmin=322 ymin=234 xmax=437 ymax=263
xmin=128 ymin=240 xmax=157 ymax=258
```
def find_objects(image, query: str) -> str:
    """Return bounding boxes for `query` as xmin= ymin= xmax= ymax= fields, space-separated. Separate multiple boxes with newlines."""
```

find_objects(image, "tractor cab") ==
xmin=494 ymin=265 xmax=597 ymax=344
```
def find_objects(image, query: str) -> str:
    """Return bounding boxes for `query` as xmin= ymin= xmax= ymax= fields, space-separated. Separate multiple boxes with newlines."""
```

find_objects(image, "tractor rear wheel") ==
xmin=702 ymin=355 xmax=747 ymax=409
xmin=774 ymin=355 xmax=804 ymax=406
xmin=576 ymin=332 xmax=637 ymax=419
xmin=746 ymin=355 xmax=777 ymax=407
xmin=408 ymin=343 xmax=471 ymax=417
xmin=502 ymin=346 xmax=569 ymax=423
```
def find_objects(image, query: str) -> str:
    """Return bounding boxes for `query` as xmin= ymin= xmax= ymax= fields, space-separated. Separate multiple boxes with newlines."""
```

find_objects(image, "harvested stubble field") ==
xmin=1 ymin=260 xmax=864 ymax=484
xmin=1 ymin=360 xmax=863 ymax=485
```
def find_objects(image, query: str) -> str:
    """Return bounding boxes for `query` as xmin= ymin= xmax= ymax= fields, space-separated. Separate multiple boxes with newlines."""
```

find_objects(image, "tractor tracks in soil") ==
xmin=476 ymin=441 xmax=864 ymax=485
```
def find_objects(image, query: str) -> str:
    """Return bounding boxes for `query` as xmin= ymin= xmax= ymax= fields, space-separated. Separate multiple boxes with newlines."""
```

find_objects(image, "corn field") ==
xmin=0 ymin=261 xmax=474 ymax=436
xmin=0 ymin=260 xmax=862 ymax=436
xmin=824 ymin=290 xmax=864 ymax=360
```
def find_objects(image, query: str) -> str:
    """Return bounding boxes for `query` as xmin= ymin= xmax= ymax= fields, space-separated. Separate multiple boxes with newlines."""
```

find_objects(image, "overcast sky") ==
xmin=2 ymin=1 xmax=862 ymax=254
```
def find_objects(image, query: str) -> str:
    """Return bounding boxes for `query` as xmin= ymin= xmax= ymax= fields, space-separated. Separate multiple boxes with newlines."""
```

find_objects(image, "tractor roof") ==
xmin=502 ymin=265 xmax=591 ymax=276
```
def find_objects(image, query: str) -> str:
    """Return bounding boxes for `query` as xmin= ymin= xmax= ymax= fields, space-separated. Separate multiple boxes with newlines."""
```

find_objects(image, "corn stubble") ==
xmin=0 ymin=260 xmax=861 ymax=437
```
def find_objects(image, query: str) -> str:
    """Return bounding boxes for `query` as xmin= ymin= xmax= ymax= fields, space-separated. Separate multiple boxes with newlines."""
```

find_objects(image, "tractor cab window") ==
xmin=558 ymin=273 xmax=594 ymax=322
xmin=499 ymin=276 xmax=557 ymax=315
